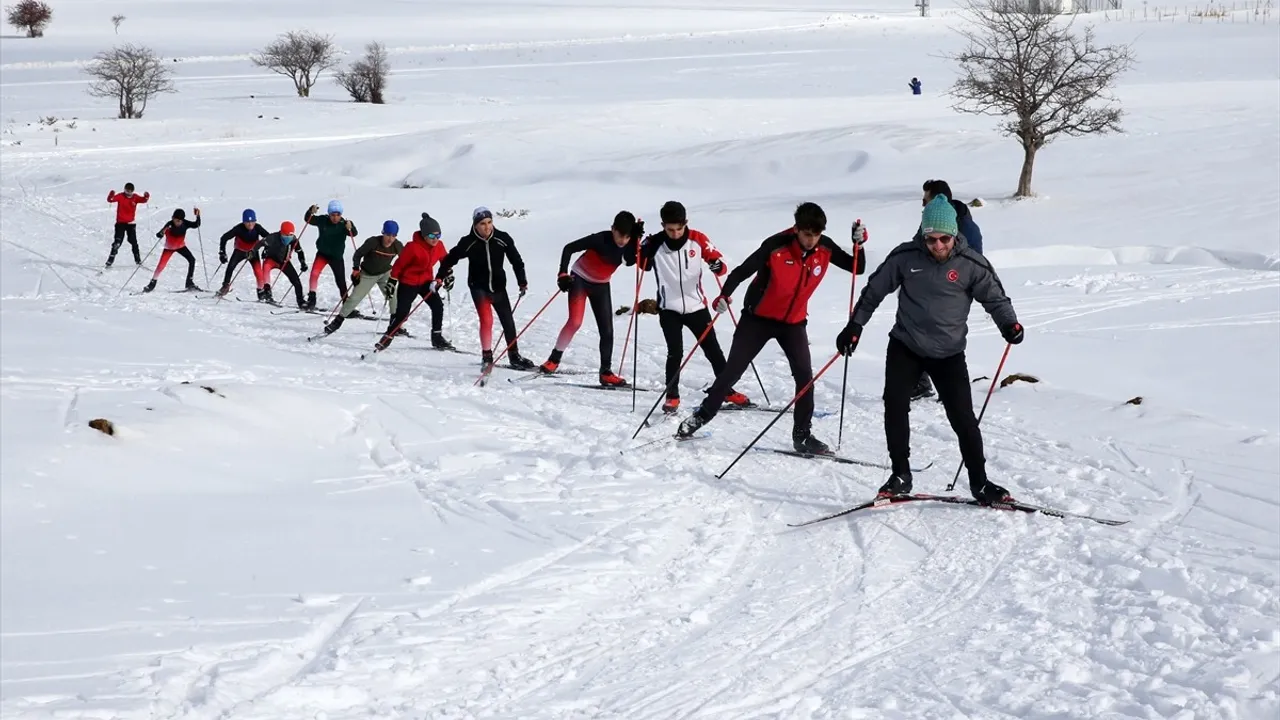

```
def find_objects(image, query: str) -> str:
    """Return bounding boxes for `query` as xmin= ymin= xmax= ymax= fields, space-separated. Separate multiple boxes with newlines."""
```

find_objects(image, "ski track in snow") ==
xmin=2 ymin=5 xmax=1279 ymax=719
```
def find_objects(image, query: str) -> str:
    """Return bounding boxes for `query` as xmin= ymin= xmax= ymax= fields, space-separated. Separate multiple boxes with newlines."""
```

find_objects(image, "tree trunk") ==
xmin=1016 ymin=142 xmax=1038 ymax=198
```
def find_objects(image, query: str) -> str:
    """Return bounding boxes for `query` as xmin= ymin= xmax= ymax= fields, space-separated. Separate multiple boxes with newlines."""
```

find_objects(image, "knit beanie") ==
xmin=419 ymin=213 xmax=441 ymax=236
xmin=921 ymin=195 xmax=958 ymax=236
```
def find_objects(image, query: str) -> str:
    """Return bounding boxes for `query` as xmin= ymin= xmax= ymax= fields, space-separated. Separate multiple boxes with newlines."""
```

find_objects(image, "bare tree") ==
xmin=84 ymin=44 xmax=176 ymax=119
xmin=946 ymin=1 xmax=1135 ymax=197
xmin=6 ymin=0 xmax=52 ymax=37
xmin=111 ymin=14 xmax=125 ymax=34
xmin=251 ymin=30 xmax=340 ymax=98
xmin=334 ymin=41 xmax=389 ymax=104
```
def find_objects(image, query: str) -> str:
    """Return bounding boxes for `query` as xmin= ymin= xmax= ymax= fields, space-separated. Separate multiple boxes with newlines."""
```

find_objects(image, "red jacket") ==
xmin=390 ymin=232 xmax=449 ymax=286
xmin=108 ymin=190 xmax=149 ymax=224
xmin=721 ymin=229 xmax=864 ymax=324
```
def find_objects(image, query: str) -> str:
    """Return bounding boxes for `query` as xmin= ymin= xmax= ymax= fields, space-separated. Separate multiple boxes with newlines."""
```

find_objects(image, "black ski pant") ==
xmin=553 ymin=275 xmax=614 ymax=372
xmin=263 ymin=256 xmax=305 ymax=305
xmin=658 ymin=308 xmax=728 ymax=399
xmin=384 ymin=282 xmax=444 ymax=337
xmin=109 ymin=222 xmax=141 ymax=263
xmin=472 ymin=286 xmax=521 ymax=356
xmin=152 ymin=246 xmax=196 ymax=282
xmin=222 ymin=248 xmax=262 ymax=289
xmin=698 ymin=312 xmax=813 ymax=434
xmin=308 ymin=251 xmax=348 ymax=299
xmin=884 ymin=336 xmax=986 ymax=484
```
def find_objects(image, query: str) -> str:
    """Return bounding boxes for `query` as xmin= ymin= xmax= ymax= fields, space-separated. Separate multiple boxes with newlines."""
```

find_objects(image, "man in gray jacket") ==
xmin=835 ymin=195 xmax=1024 ymax=504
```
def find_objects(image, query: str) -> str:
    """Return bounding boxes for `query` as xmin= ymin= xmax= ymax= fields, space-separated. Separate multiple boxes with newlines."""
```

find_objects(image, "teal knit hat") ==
xmin=921 ymin=195 xmax=958 ymax=236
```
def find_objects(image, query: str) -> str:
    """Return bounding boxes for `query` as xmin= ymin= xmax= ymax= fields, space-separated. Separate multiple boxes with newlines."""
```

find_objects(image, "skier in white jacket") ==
xmin=639 ymin=201 xmax=753 ymax=413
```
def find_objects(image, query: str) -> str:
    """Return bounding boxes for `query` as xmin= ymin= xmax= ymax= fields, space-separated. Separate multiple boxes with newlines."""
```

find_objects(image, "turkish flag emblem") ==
xmin=947 ymin=269 xmax=959 ymax=282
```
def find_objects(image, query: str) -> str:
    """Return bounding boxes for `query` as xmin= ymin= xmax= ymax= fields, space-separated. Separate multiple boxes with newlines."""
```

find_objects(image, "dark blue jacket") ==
xmin=952 ymin=200 xmax=983 ymax=254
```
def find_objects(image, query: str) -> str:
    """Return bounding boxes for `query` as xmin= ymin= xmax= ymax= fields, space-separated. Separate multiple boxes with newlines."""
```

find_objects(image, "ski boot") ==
xmin=431 ymin=332 xmax=455 ymax=350
xmin=105 ymin=254 xmax=115 ymax=268
xmin=255 ymin=286 xmax=266 ymax=301
xmin=323 ymin=315 xmax=344 ymax=335
xmin=540 ymin=349 xmax=563 ymax=374
xmin=217 ymin=284 xmax=233 ymax=298
xmin=599 ymin=371 xmax=628 ymax=387
xmin=792 ymin=429 xmax=832 ymax=455
xmin=725 ymin=390 xmax=752 ymax=407
xmin=141 ymin=279 xmax=157 ymax=293
xmin=876 ymin=472 xmax=913 ymax=498
xmin=481 ymin=350 xmax=495 ymax=368
xmin=508 ymin=352 xmax=536 ymax=371
xmin=185 ymin=278 xmax=202 ymax=292
xmin=663 ymin=396 xmax=680 ymax=414
xmin=373 ymin=334 xmax=393 ymax=353
xmin=676 ymin=410 xmax=708 ymax=439
xmin=305 ymin=291 xmax=317 ymax=311
xmin=394 ymin=326 xmax=410 ymax=337
xmin=911 ymin=375 xmax=935 ymax=402
xmin=971 ymin=479 xmax=1013 ymax=505
xmin=261 ymin=284 xmax=274 ymax=303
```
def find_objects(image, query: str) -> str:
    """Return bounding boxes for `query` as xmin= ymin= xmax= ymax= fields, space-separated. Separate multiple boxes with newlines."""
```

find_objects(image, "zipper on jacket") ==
xmin=482 ymin=233 xmax=494 ymax=293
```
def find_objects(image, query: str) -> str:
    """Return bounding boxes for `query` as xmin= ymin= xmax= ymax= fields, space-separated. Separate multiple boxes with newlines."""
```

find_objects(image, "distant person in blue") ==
xmin=912 ymin=179 xmax=984 ymax=401
xmin=910 ymin=77 xmax=922 ymax=95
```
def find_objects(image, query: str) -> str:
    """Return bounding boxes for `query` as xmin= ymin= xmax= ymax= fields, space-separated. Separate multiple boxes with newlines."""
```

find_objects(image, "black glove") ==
xmin=557 ymin=273 xmax=573 ymax=292
xmin=350 ymin=270 xmax=360 ymax=288
xmin=219 ymin=250 xmax=228 ymax=264
xmin=836 ymin=321 xmax=862 ymax=356
xmin=1000 ymin=322 xmax=1024 ymax=345
xmin=707 ymin=258 xmax=725 ymax=275
xmin=298 ymin=260 xmax=308 ymax=272
xmin=385 ymin=277 xmax=398 ymax=297
xmin=519 ymin=284 xmax=528 ymax=298
xmin=630 ymin=219 xmax=646 ymax=241
xmin=442 ymin=273 xmax=455 ymax=291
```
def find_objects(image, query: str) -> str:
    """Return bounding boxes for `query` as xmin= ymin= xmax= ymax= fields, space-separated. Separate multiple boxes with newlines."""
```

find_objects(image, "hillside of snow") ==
xmin=1 ymin=1 xmax=1277 ymax=718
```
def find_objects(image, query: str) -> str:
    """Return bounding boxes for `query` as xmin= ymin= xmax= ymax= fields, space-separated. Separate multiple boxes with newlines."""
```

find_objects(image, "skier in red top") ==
xmin=371 ymin=214 xmax=454 ymax=352
xmin=676 ymin=202 xmax=868 ymax=454
xmin=105 ymin=182 xmax=149 ymax=267
xmin=141 ymin=207 xmax=202 ymax=293
xmin=538 ymin=211 xmax=643 ymax=387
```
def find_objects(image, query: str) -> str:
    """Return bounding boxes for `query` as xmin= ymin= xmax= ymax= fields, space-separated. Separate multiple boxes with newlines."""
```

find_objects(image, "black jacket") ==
xmin=260 ymin=231 xmax=306 ymax=265
xmin=437 ymin=228 xmax=527 ymax=293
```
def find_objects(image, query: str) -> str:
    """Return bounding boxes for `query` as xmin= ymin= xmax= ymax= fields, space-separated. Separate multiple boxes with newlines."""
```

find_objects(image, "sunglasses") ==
xmin=925 ymin=234 xmax=954 ymax=245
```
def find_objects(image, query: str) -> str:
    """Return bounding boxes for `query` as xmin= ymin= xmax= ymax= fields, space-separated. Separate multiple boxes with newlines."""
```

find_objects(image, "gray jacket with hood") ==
xmin=850 ymin=233 xmax=1017 ymax=359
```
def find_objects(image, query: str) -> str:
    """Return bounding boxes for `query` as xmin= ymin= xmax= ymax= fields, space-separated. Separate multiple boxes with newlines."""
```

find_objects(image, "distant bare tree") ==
xmin=6 ymin=0 xmax=52 ymax=37
xmin=334 ymin=41 xmax=389 ymax=104
xmin=251 ymin=30 xmax=340 ymax=98
xmin=84 ymin=44 xmax=176 ymax=119
xmin=946 ymin=1 xmax=1135 ymax=197
xmin=111 ymin=14 xmax=125 ymax=34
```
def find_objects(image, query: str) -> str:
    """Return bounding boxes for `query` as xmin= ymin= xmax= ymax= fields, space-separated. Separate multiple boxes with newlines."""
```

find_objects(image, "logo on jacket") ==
xmin=947 ymin=269 xmax=959 ymax=282
xmin=689 ymin=248 xmax=696 ymax=258
xmin=813 ymin=266 xmax=822 ymax=277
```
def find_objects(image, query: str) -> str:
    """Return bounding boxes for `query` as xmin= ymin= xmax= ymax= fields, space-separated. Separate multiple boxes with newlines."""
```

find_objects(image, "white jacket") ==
xmin=642 ymin=229 xmax=726 ymax=314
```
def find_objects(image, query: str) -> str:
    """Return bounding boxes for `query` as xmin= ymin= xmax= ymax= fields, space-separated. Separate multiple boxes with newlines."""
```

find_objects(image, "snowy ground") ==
xmin=2 ymin=1 xmax=1278 ymax=718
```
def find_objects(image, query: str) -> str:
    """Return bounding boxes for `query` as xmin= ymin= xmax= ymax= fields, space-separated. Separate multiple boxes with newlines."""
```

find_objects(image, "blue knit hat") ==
xmin=327 ymin=199 xmax=343 ymax=215
xmin=921 ymin=195 xmax=958 ymax=236
xmin=382 ymin=220 xmax=399 ymax=236
xmin=242 ymin=208 xmax=256 ymax=223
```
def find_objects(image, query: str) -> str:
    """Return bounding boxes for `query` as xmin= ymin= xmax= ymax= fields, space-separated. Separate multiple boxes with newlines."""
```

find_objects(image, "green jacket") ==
xmin=305 ymin=209 xmax=357 ymax=258
xmin=353 ymin=235 xmax=403 ymax=275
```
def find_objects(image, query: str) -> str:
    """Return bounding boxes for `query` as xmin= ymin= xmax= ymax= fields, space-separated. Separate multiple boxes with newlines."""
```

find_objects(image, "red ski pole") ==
xmin=716 ymin=351 xmax=843 ymax=480
xmin=631 ymin=310 xmax=724 ymax=439
xmin=490 ymin=293 xmax=524 ymax=355
xmin=360 ymin=288 xmax=436 ymax=359
xmin=945 ymin=342 xmax=1012 ymax=492
xmin=474 ymin=289 xmax=561 ymax=386
xmin=617 ymin=243 xmax=643 ymax=375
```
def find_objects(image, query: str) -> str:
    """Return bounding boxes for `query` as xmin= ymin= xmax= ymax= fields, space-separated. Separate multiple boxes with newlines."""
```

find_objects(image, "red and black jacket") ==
xmin=560 ymin=230 xmax=638 ymax=283
xmin=219 ymin=222 xmax=269 ymax=255
xmin=722 ymin=229 xmax=865 ymax=324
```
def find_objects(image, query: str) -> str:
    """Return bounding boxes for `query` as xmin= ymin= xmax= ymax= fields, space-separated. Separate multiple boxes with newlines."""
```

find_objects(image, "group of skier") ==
xmin=103 ymin=180 xmax=1025 ymax=505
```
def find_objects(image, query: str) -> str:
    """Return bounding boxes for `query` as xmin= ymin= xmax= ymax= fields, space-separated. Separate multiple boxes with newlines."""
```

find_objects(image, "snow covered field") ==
xmin=1 ymin=1 xmax=1277 ymax=718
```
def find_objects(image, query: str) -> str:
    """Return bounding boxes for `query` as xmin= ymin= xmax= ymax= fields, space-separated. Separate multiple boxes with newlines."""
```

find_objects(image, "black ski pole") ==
xmin=946 ymin=343 xmax=1012 ymax=492
xmin=716 ymin=352 xmax=842 ymax=480
xmin=837 ymin=222 xmax=863 ymax=450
